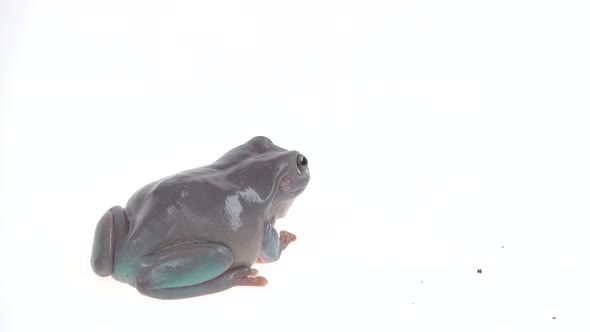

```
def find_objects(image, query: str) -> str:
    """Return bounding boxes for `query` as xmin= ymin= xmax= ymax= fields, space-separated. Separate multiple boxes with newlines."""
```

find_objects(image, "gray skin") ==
xmin=90 ymin=136 xmax=310 ymax=299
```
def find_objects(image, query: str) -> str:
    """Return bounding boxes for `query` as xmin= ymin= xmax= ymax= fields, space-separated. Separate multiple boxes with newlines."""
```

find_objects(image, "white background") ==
xmin=1 ymin=1 xmax=589 ymax=331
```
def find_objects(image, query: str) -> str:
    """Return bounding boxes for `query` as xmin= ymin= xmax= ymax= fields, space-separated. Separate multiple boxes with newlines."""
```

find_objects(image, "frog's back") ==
xmin=122 ymin=169 xmax=223 ymax=250
xmin=115 ymin=166 xmax=266 ymax=279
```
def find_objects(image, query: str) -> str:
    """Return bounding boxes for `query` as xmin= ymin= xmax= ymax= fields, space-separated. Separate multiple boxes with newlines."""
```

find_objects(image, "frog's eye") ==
xmin=296 ymin=154 xmax=308 ymax=174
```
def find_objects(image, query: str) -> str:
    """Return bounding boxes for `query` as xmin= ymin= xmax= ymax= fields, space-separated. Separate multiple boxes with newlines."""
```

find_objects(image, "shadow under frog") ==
xmin=91 ymin=136 xmax=310 ymax=299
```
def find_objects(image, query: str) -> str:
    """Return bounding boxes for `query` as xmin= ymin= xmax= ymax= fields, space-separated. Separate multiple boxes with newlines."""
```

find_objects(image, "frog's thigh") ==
xmin=135 ymin=243 xmax=234 ymax=299
xmin=91 ymin=206 xmax=129 ymax=277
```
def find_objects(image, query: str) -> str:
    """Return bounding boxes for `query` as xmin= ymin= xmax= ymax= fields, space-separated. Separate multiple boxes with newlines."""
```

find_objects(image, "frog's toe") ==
xmin=240 ymin=275 xmax=268 ymax=287
xmin=227 ymin=267 xmax=268 ymax=287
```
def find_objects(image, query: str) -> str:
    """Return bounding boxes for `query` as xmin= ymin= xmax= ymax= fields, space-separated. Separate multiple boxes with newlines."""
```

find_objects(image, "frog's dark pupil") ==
xmin=299 ymin=155 xmax=308 ymax=167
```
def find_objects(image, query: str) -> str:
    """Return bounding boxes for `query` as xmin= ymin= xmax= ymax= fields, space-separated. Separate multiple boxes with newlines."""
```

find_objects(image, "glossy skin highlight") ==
xmin=91 ymin=136 xmax=310 ymax=299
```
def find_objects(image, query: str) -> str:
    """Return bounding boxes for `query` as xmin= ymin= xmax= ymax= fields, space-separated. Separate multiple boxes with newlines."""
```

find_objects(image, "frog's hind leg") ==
xmin=91 ymin=206 xmax=129 ymax=277
xmin=135 ymin=243 xmax=267 ymax=299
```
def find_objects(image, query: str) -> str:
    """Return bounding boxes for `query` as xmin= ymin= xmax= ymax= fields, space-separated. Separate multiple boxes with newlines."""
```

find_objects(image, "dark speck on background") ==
xmin=477 ymin=269 xmax=482 ymax=274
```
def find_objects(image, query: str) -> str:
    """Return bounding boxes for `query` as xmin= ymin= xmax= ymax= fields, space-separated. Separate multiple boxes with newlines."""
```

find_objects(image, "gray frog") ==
xmin=91 ymin=136 xmax=310 ymax=299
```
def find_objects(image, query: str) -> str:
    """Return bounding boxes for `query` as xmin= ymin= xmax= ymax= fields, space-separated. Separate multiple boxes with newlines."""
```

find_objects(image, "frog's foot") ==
xmin=91 ymin=206 xmax=129 ymax=277
xmin=225 ymin=267 xmax=268 ymax=287
xmin=279 ymin=230 xmax=297 ymax=251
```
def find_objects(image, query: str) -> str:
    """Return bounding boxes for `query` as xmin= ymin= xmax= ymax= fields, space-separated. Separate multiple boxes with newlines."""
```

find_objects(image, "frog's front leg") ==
xmin=135 ymin=242 xmax=267 ymax=300
xmin=257 ymin=222 xmax=297 ymax=263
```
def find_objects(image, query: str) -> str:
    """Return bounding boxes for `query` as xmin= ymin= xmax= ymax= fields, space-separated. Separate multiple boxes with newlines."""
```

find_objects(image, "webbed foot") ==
xmin=279 ymin=230 xmax=297 ymax=251
xmin=225 ymin=267 xmax=268 ymax=287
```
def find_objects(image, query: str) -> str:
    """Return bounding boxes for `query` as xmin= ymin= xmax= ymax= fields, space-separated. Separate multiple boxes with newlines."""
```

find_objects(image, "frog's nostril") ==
xmin=296 ymin=154 xmax=308 ymax=174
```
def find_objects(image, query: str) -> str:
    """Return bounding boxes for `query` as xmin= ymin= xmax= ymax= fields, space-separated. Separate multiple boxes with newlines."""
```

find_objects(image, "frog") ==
xmin=90 ymin=136 xmax=310 ymax=299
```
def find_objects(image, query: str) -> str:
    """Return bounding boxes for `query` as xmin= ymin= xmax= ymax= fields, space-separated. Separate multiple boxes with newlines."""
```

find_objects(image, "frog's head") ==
xmin=214 ymin=136 xmax=310 ymax=219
